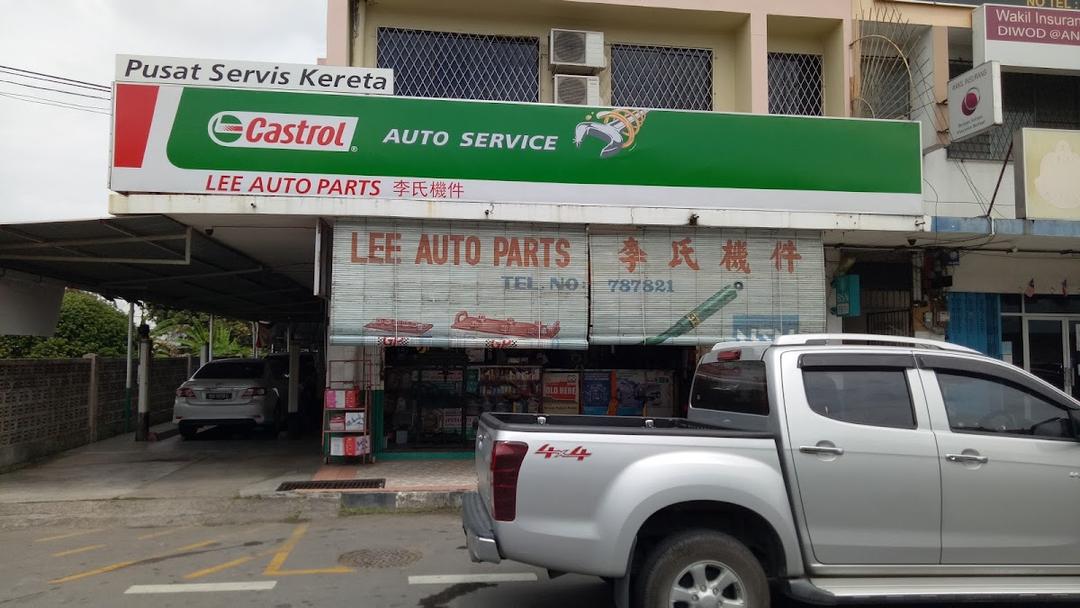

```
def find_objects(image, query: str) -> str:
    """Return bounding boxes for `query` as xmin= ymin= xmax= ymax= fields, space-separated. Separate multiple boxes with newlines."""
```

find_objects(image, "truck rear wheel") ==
xmin=636 ymin=530 xmax=768 ymax=608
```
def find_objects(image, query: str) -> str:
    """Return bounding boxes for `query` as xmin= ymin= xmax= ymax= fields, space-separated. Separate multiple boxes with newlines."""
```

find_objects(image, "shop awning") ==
xmin=0 ymin=215 xmax=322 ymax=321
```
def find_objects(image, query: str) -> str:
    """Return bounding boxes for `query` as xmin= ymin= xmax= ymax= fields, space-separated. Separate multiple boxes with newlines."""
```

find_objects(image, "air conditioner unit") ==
xmin=550 ymin=29 xmax=605 ymax=71
xmin=554 ymin=75 xmax=600 ymax=106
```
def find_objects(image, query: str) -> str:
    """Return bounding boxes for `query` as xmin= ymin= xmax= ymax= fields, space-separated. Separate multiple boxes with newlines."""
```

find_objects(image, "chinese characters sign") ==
xmin=590 ymin=229 xmax=825 ymax=345
xmin=110 ymin=81 xmax=922 ymax=215
xmin=330 ymin=219 xmax=588 ymax=349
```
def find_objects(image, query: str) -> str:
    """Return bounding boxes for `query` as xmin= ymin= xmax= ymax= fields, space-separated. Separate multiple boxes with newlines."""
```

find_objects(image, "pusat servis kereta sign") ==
xmin=116 ymin=54 xmax=393 ymax=95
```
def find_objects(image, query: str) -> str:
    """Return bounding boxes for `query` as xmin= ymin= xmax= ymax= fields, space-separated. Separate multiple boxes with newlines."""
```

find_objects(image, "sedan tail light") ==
xmin=241 ymin=387 xmax=267 ymax=398
xmin=176 ymin=387 xmax=196 ymax=398
xmin=490 ymin=440 xmax=528 ymax=522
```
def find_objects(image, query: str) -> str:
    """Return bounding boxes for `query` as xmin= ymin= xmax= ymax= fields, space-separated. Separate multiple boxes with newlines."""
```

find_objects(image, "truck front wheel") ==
xmin=636 ymin=530 xmax=768 ymax=608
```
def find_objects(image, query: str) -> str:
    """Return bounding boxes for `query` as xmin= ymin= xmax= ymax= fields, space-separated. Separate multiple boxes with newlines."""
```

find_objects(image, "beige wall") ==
xmin=338 ymin=0 xmax=852 ymax=117
xmin=854 ymin=0 xmax=973 ymax=28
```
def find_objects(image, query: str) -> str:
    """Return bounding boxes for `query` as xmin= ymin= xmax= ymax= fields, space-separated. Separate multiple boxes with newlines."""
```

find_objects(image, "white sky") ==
xmin=0 ymin=0 xmax=325 ymax=224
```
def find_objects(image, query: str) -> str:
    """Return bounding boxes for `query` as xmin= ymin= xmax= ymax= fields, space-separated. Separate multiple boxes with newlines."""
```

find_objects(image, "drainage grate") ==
xmin=276 ymin=479 xmax=386 ymax=491
xmin=338 ymin=548 xmax=423 ymax=568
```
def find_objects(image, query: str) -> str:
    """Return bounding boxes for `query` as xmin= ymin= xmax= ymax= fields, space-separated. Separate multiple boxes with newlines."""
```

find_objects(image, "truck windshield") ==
xmin=690 ymin=360 xmax=769 ymax=416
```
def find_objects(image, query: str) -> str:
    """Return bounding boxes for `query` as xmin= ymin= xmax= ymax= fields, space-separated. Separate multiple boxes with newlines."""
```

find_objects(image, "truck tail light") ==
xmin=241 ymin=387 xmax=267 ymax=398
xmin=715 ymin=349 xmax=741 ymax=362
xmin=490 ymin=440 xmax=528 ymax=522
xmin=176 ymin=387 xmax=196 ymax=398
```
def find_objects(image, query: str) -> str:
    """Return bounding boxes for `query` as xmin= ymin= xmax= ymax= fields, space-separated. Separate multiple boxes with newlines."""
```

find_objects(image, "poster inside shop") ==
xmin=590 ymin=229 xmax=825 ymax=345
xmin=330 ymin=219 xmax=588 ymax=348
xmin=542 ymin=371 xmax=581 ymax=415
xmin=581 ymin=370 xmax=675 ymax=417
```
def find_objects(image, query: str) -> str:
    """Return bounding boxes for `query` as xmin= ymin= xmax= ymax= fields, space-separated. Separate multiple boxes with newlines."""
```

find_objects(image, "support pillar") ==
xmin=136 ymin=323 xmax=151 ymax=441
xmin=85 ymin=353 xmax=99 ymax=442
xmin=125 ymin=303 xmax=134 ymax=432
xmin=208 ymin=314 xmax=215 ymax=362
xmin=287 ymin=324 xmax=301 ymax=438
xmin=199 ymin=343 xmax=209 ymax=368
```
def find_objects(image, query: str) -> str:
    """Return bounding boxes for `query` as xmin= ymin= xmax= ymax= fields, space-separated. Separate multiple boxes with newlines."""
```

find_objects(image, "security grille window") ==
xmin=610 ymin=44 xmax=713 ymax=111
xmin=376 ymin=28 xmax=540 ymax=102
xmin=768 ymin=52 xmax=823 ymax=116
xmin=858 ymin=56 xmax=911 ymax=119
xmin=948 ymin=61 xmax=1080 ymax=161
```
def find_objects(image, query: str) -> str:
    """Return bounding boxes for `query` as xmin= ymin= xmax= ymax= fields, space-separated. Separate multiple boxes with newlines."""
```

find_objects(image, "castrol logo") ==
xmin=207 ymin=111 xmax=357 ymax=152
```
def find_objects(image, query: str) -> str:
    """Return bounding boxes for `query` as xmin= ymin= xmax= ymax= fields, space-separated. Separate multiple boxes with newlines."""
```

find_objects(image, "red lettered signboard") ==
xmin=976 ymin=4 xmax=1080 ymax=71
xmin=542 ymin=372 xmax=581 ymax=415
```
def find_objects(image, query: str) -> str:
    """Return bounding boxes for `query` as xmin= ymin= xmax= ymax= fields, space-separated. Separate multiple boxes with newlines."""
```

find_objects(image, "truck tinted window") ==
xmin=690 ymin=361 xmax=769 ymax=415
xmin=937 ymin=371 xmax=1071 ymax=439
xmin=803 ymin=369 xmax=915 ymax=429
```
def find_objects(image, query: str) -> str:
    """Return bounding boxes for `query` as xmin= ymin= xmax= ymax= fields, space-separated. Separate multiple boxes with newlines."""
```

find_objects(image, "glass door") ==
xmin=1026 ymin=319 xmax=1067 ymax=392
xmin=1070 ymin=320 xmax=1080 ymax=400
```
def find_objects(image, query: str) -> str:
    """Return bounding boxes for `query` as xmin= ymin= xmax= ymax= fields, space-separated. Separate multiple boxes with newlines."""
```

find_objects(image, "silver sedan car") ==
xmin=173 ymin=358 xmax=287 ymax=439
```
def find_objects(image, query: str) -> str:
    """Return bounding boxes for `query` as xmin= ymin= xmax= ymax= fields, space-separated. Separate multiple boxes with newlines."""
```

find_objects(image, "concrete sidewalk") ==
xmin=0 ymin=425 xmax=333 ymax=529
xmin=0 ymin=425 xmax=477 ymax=528
xmin=313 ymin=459 xmax=478 ymax=512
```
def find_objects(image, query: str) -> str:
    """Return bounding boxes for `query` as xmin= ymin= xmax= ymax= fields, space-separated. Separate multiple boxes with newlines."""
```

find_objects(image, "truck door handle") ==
xmin=799 ymin=445 xmax=845 ymax=456
xmin=946 ymin=453 xmax=989 ymax=464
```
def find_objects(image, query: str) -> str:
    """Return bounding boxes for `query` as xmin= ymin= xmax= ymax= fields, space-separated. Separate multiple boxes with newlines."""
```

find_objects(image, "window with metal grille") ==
xmin=768 ymin=52 xmax=823 ymax=116
xmin=376 ymin=28 xmax=539 ymax=102
xmin=948 ymin=60 xmax=1080 ymax=161
xmin=610 ymin=44 xmax=712 ymax=110
xmin=858 ymin=55 xmax=911 ymax=119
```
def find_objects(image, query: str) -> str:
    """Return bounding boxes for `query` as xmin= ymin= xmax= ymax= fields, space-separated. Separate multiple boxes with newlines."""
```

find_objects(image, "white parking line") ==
xmin=408 ymin=573 xmax=538 ymax=585
xmin=124 ymin=582 xmax=277 ymax=594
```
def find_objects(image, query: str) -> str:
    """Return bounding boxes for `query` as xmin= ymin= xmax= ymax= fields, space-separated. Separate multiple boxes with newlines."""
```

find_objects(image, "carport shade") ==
xmin=0 ymin=215 xmax=322 ymax=321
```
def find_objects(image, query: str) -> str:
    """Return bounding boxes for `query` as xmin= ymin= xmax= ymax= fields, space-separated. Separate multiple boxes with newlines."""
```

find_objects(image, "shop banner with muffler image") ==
xmin=330 ymin=219 xmax=588 ymax=349
xmin=589 ymin=228 xmax=825 ymax=345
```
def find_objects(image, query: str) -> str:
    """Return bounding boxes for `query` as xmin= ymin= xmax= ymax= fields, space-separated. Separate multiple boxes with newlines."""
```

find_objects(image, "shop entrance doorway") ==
xmin=1025 ymin=318 xmax=1080 ymax=399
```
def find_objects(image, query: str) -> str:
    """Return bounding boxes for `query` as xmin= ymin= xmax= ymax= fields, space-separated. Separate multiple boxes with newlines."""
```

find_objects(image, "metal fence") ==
xmin=948 ymin=61 xmax=1080 ymax=161
xmin=610 ymin=44 xmax=713 ymax=111
xmin=376 ymin=28 xmax=540 ymax=102
xmin=768 ymin=52 xmax=823 ymax=116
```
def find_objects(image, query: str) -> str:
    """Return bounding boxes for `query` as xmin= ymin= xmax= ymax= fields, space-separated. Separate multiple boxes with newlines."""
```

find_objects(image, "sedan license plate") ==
xmin=205 ymin=392 xmax=231 ymax=400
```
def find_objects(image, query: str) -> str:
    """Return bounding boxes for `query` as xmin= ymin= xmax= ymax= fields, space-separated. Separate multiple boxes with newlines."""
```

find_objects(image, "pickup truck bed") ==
xmin=467 ymin=411 xmax=799 ymax=585
xmin=482 ymin=412 xmax=774 ymax=437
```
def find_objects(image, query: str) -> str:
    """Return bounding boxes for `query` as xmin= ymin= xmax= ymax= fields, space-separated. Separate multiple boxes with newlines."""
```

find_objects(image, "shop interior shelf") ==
xmin=323 ymin=430 xmax=370 ymax=434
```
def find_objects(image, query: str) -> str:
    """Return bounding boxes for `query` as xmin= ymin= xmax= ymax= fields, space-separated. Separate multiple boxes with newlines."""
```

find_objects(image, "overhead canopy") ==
xmin=0 ymin=215 xmax=322 ymax=321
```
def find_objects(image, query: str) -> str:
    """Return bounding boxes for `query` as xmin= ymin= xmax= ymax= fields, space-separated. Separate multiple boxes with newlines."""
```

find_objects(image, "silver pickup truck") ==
xmin=462 ymin=334 xmax=1080 ymax=607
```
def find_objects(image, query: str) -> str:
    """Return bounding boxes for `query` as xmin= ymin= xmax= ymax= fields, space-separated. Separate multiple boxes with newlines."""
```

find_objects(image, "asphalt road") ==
xmin=0 ymin=511 xmax=1065 ymax=608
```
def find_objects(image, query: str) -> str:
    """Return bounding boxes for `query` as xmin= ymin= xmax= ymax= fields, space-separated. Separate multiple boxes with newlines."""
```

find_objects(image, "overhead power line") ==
xmin=0 ymin=67 xmax=111 ymax=93
xmin=0 ymin=91 xmax=110 ymax=115
xmin=0 ymin=78 xmax=111 ymax=100
xmin=0 ymin=64 xmax=109 ymax=91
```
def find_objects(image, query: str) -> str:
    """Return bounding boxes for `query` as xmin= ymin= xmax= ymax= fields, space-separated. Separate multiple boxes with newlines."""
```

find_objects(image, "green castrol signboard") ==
xmin=111 ymin=82 xmax=922 ymax=214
